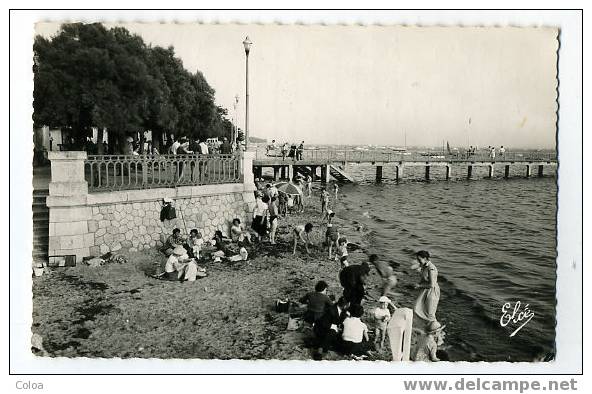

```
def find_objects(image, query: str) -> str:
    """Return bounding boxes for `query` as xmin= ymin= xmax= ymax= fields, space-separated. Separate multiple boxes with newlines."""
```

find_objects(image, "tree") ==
xmin=33 ymin=23 xmax=232 ymax=154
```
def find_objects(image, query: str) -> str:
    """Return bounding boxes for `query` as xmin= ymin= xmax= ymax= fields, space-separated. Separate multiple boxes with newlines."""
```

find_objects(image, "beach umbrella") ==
xmin=276 ymin=182 xmax=303 ymax=196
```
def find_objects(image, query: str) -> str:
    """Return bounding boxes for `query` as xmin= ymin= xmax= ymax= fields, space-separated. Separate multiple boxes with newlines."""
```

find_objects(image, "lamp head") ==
xmin=243 ymin=36 xmax=252 ymax=55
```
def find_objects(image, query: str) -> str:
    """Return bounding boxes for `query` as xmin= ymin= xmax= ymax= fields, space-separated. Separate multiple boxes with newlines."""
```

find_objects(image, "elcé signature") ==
xmin=500 ymin=301 xmax=535 ymax=337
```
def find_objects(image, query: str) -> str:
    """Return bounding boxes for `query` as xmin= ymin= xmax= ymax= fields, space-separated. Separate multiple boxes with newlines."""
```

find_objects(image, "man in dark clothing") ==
xmin=297 ymin=141 xmax=304 ymax=160
xmin=313 ymin=296 xmax=350 ymax=358
xmin=220 ymin=137 xmax=232 ymax=154
xmin=299 ymin=280 xmax=333 ymax=324
xmin=339 ymin=262 xmax=371 ymax=305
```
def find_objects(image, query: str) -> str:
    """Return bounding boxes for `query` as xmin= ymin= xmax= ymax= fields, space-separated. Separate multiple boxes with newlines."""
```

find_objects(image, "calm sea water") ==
xmin=337 ymin=164 xmax=557 ymax=362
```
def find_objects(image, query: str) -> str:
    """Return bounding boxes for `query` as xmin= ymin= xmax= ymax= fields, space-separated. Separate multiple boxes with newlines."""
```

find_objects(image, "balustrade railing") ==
xmin=255 ymin=149 xmax=557 ymax=163
xmin=85 ymin=154 xmax=242 ymax=192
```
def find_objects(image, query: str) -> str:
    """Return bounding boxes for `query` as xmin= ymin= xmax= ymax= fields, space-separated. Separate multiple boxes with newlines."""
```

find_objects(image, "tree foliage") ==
xmin=33 ymin=23 xmax=233 ymax=153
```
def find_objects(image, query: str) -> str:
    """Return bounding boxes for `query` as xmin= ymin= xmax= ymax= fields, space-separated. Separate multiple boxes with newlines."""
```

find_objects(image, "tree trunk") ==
xmin=97 ymin=128 xmax=104 ymax=155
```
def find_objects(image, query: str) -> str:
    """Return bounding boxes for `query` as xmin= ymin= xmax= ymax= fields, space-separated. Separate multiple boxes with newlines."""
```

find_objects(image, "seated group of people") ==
xmin=157 ymin=221 xmax=252 ymax=282
xmin=299 ymin=280 xmax=396 ymax=360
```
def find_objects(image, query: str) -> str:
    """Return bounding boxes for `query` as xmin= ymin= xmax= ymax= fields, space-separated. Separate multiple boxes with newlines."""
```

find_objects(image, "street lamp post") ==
xmin=243 ymin=36 xmax=252 ymax=150
xmin=233 ymin=94 xmax=239 ymax=148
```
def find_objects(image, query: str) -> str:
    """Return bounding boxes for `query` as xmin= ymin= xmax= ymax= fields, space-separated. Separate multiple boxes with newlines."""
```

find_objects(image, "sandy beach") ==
xmin=32 ymin=190 xmax=423 ymax=360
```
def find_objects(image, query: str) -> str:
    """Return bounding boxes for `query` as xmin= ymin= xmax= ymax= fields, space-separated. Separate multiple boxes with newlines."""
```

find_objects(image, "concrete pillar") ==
xmin=538 ymin=165 xmax=544 ymax=177
xmin=311 ymin=166 xmax=316 ymax=182
xmin=47 ymin=151 xmax=92 ymax=263
xmin=280 ymin=166 xmax=286 ymax=179
xmin=425 ymin=165 xmax=430 ymax=181
xmin=321 ymin=164 xmax=330 ymax=184
xmin=504 ymin=165 xmax=510 ymax=179
xmin=395 ymin=165 xmax=403 ymax=182
xmin=387 ymin=307 xmax=413 ymax=361
xmin=488 ymin=164 xmax=494 ymax=178
xmin=467 ymin=165 xmax=473 ymax=179
xmin=273 ymin=166 xmax=279 ymax=181
xmin=445 ymin=165 xmax=451 ymax=180
xmin=526 ymin=165 xmax=531 ymax=178
xmin=242 ymin=150 xmax=257 ymax=189
xmin=376 ymin=166 xmax=383 ymax=183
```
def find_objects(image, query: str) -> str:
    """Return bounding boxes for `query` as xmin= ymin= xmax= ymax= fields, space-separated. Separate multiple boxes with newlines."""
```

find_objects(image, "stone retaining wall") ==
xmin=87 ymin=186 xmax=254 ymax=256
xmin=46 ymin=151 xmax=257 ymax=262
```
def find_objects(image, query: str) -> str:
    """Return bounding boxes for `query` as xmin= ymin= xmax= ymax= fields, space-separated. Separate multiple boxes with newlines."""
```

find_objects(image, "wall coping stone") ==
xmin=86 ymin=183 xmax=251 ymax=206
xmin=48 ymin=151 xmax=88 ymax=160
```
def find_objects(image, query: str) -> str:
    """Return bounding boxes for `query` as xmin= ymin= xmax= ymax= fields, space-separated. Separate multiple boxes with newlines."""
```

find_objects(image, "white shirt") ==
xmin=165 ymin=254 xmax=188 ymax=273
xmin=253 ymin=199 xmax=268 ymax=217
xmin=373 ymin=307 xmax=391 ymax=327
xmin=199 ymin=142 xmax=209 ymax=154
xmin=171 ymin=141 xmax=181 ymax=155
xmin=342 ymin=317 xmax=368 ymax=343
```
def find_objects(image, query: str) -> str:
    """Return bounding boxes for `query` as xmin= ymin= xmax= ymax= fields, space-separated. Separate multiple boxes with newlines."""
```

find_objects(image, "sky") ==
xmin=36 ymin=23 xmax=559 ymax=148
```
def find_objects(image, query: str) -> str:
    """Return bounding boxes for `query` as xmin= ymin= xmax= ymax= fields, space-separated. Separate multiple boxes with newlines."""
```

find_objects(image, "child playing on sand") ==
xmin=320 ymin=188 xmax=330 ymax=216
xmin=373 ymin=296 xmax=392 ymax=350
xmin=278 ymin=192 xmax=288 ymax=217
xmin=325 ymin=211 xmax=340 ymax=259
xmin=186 ymin=229 xmax=204 ymax=259
xmin=293 ymin=223 xmax=314 ymax=255
xmin=336 ymin=237 xmax=349 ymax=268
xmin=230 ymin=218 xmax=252 ymax=244
xmin=299 ymin=280 xmax=333 ymax=324
xmin=268 ymin=196 xmax=279 ymax=245
xmin=306 ymin=175 xmax=313 ymax=197
xmin=412 ymin=320 xmax=446 ymax=362
xmin=341 ymin=304 xmax=370 ymax=357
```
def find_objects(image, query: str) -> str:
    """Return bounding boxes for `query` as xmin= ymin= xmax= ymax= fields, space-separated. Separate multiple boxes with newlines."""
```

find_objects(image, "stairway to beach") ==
xmin=329 ymin=165 xmax=355 ymax=183
xmin=32 ymin=189 xmax=49 ymax=265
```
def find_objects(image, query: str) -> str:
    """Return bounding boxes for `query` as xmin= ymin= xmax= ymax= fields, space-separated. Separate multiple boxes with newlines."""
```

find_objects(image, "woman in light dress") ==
xmin=413 ymin=250 xmax=440 ymax=326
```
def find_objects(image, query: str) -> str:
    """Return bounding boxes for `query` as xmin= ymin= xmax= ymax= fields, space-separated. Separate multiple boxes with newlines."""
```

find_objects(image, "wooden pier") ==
xmin=252 ymin=150 xmax=557 ymax=183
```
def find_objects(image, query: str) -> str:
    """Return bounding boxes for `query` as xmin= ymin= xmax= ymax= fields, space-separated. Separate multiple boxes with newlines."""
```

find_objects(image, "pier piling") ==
xmin=526 ymin=165 xmax=531 ymax=178
xmin=488 ymin=164 xmax=494 ymax=179
xmin=321 ymin=164 xmax=330 ymax=184
xmin=467 ymin=165 xmax=473 ymax=180
xmin=538 ymin=165 xmax=544 ymax=177
xmin=425 ymin=165 xmax=430 ymax=181
xmin=273 ymin=167 xmax=279 ymax=181
xmin=395 ymin=165 xmax=403 ymax=182
xmin=504 ymin=165 xmax=510 ymax=179
xmin=445 ymin=165 xmax=451 ymax=180
xmin=376 ymin=166 xmax=383 ymax=183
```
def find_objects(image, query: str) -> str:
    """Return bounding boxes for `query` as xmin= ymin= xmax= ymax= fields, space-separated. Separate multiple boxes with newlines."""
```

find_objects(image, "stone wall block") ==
xmin=52 ymin=221 xmax=88 ymax=237
xmin=59 ymin=234 xmax=85 ymax=250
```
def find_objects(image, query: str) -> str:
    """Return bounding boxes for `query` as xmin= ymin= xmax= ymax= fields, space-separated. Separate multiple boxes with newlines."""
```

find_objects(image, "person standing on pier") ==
xmin=413 ymin=250 xmax=441 ymax=327
xmin=490 ymin=146 xmax=496 ymax=161
xmin=281 ymin=142 xmax=288 ymax=161
xmin=499 ymin=145 xmax=506 ymax=158
xmin=297 ymin=141 xmax=304 ymax=160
